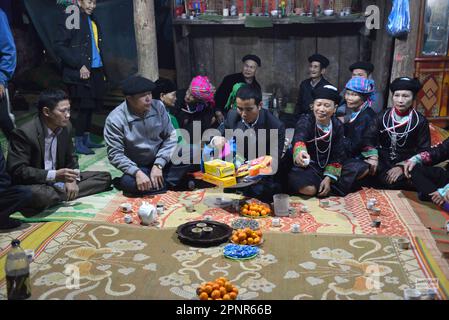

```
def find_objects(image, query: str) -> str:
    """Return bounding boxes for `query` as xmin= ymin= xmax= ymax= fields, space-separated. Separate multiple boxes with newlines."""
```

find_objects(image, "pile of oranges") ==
xmin=231 ymin=228 xmax=263 ymax=245
xmin=240 ymin=202 xmax=271 ymax=218
xmin=197 ymin=277 xmax=239 ymax=300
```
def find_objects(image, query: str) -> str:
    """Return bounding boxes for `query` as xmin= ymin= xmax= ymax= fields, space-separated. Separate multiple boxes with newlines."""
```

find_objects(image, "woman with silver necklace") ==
xmin=335 ymin=77 xmax=377 ymax=195
xmin=288 ymin=85 xmax=346 ymax=197
xmin=362 ymin=77 xmax=430 ymax=190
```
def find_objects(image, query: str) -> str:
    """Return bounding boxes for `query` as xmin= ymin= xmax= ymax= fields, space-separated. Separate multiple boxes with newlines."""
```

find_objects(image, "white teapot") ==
xmin=138 ymin=201 xmax=158 ymax=226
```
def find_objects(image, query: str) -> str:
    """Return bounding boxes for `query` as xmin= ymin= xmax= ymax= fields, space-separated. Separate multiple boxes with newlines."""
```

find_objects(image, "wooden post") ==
xmin=388 ymin=0 xmax=422 ymax=106
xmin=133 ymin=0 xmax=159 ymax=80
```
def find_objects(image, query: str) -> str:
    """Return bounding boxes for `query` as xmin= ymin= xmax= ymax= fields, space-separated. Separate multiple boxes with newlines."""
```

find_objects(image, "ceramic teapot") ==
xmin=138 ymin=201 xmax=158 ymax=225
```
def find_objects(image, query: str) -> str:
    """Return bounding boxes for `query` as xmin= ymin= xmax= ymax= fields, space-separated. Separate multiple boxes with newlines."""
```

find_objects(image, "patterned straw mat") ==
xmin=1 ymin=221 xmax=448 ymax=300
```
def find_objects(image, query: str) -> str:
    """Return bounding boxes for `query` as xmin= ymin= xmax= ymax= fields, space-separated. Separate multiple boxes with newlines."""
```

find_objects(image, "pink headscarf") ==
xmin=190 ymin=76 xmax=216 ymax=107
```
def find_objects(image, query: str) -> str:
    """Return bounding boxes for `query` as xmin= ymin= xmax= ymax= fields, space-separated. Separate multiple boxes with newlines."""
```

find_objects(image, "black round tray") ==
xmin=176 ymin=220 xmax=233 ymax=247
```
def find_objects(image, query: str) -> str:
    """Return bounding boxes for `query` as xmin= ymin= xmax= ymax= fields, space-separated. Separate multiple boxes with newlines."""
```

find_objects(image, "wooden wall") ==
xmin=174 ymin=23 xmax=367 ymax=103
xmin=173 ymin=0 xmax=393 ymax=104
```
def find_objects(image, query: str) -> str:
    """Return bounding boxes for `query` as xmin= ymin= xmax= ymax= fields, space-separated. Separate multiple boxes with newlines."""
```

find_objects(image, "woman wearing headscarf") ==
xmin=174 ymin=76 xmax=216 ymax=142
xmin=288 ymin=85 xmax=347 ymax=197
xmin=336 ymin=77 xmax=377 ymax=194
xmin=362 ymin=77 xmax=430 ymax=190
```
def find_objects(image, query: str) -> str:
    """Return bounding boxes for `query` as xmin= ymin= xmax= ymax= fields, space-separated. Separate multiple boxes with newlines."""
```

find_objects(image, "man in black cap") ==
xmin=294 ymin=53 xmax=331 ymax=120
xmin=337 ymin=61 xmax=383 ymax=117
xmin=104 ymin=76 xmax=195 ymax=196
xmin=214 ymin=54 xmax=262 ymax=123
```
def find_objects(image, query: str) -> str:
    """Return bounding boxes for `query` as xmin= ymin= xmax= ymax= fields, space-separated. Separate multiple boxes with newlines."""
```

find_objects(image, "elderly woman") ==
xmin=175 ymin=76 xmax=216 ymax=142
xmin=288 ymin=85 xmax=347 ymax=197
xmin=336 ymin=77 xmax=377 ymax=194
xmin=362 ymin=77 xmax=430 ymax=190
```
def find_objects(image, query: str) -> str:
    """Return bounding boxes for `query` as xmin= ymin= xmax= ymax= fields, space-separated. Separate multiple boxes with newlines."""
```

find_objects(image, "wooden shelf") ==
xmin=172 ymin=15 xmax=366 ymax=25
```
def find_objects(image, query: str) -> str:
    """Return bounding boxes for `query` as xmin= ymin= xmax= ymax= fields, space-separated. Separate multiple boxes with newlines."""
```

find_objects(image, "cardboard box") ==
xmin=202 ymin=173 xmax=237 ymax=188
xmin=203 ymin=159 xmax=235 ymax=178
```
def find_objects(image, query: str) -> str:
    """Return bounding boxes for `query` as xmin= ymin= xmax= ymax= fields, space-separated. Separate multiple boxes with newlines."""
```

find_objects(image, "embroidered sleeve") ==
xmin=293 ymin=141 xmax=307 ymax=159
xmin=361 ymin=146 xmax=378 ymax=158
xmin=324 ymin=163 xmax=342 ymax=181
xmin=419 ymin=151 xmax=431 ymax=164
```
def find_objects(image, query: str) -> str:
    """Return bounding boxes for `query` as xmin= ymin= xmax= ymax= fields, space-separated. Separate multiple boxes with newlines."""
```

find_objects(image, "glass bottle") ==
xmin=5 ymin=239 xmax=31 ymax=300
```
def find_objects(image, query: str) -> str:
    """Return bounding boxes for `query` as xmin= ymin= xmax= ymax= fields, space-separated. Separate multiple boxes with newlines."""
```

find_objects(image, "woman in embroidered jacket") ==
xmin=288 ymin=85 xmax=346 ymax=197
xmin=336 ymin=77 xmax=377 ymax=194
xmin=362 ymin=77 xmax=431 ymax=190
xmin=404 ymin=137 xmax=449 ymax=208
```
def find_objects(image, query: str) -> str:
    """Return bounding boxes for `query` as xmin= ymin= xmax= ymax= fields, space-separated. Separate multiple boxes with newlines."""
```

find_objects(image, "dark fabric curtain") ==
xmin=23 ymin=0 xmax=138 ymax=87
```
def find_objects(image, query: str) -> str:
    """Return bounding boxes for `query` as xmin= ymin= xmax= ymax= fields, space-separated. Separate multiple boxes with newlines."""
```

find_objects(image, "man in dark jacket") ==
xmin=214 ymin=54 xmax=262 ymax=123
xmin=294 ymin=53 xmax=331 ymax=119
xmin=53 ymin=0 xmax=106 ymax=155
xmin=0 ymin=148 xmax=31 ymax=229
xmin=7 ymin=89 xmax=111 ymax=212
xmin=210 ymin=84 xmax=286 ymax=202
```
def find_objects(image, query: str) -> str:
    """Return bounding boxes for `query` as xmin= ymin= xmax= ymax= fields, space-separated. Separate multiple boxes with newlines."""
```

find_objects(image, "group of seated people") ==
xmin=1 ymin=52 xmax=449 ymax=233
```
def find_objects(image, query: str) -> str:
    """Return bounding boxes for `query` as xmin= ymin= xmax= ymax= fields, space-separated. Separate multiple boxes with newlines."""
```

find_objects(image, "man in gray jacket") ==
xmin=104 ymin=76 xmax=193 ymax=196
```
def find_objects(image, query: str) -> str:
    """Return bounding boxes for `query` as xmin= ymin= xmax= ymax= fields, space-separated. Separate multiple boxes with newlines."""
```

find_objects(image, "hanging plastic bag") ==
xmin=387 ymin=0 xmax=411 ymax=37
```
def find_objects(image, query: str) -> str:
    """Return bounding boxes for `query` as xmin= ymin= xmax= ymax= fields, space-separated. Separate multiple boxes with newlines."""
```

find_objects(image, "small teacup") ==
xmin=272 ymin=218 xmax=281 ymax=227
xmin=371 ymin=220 xmax=381 ymax=228
xmin=120 ymin=203 xmax=132 ymax=213
xmin=397 ymin=238 xmax=410 ymax=250
xmin=404 ymin=288 xmax=421 ymax=300
xmin=124 ymin=214 xmax=133 ymax=224
xmin=185 ymin=202 xmax=195 ymax=212
xmin=291 ymin=223 xmax=300 ymax=233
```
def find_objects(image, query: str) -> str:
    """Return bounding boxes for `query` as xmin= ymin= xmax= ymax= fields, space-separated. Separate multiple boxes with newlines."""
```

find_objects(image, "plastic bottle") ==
xmin=5 ymin=239 xmax=31 ymax=300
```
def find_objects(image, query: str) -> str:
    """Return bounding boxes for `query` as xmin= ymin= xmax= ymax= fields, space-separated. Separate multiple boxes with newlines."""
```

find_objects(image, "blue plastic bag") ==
xmin=387 ymin=0 xmax=411 ymax=37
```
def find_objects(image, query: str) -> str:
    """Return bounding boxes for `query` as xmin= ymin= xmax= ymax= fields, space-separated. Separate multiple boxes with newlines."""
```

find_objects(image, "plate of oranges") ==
xmin=196 ymin=277 xmax=239 ymax=300
xmin=230 ymin=228 xmax=263 ymax=246
xmin=240 ymin=202 xmax=272 ymax=219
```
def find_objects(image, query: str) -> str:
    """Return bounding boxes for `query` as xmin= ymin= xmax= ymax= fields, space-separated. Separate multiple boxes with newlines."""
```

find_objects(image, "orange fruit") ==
xmin=216 ymin=279 xmax=225 ymax=287
xmin=247 ymin=237 xmax=254 ymax=245
xmin=261 ymin=210 xmax=267 ymax=216
xmin=223 ymin=294 xmax=231 ymax=300
xmin=219 ymin=286 xmax=227 ymax=297
xmin=229 ymin=292 xmax=237 ymax=300
xmin=212 ymin=283 xmax=220 ymax=291
xmin=225 ymin=282 xmax=233 ymax=292
xmin=240 ymin=240 xmax=247 ymax=245
xmin=253 ymin=237 xmax=260 ymax=244
xmin=218 ymin=277 xmax=228 ymax=282
xmin=255 ymin=230 xmax=262 ymax=237
xmin=199 ymin=292 xmax=208 ymax=300
xmin=232 ymin=287 xmax=239 ymax=294
xmin=204 ymin=285 xmax=213 ymax=294
xmin=232 ymin=236 xmax=239 ymax=243
xmin=238 ymin=233 xmax=247 ymax=241
xmin=211 ymin=290 xmax=221 ymax=300
xmin=242 ymin=209 xmax=248 ymax=215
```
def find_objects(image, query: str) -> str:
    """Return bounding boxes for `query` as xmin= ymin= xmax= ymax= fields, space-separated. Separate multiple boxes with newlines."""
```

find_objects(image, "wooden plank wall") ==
xmin=174 ymin=23 xmax=367 ymax=104
xmin=173 ymin=0 xmax=395 ymax=107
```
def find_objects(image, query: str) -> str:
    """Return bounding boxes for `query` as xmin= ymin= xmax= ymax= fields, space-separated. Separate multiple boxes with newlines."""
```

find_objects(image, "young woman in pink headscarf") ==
xmin=174 ymin=76 xmax=217 ymax=142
